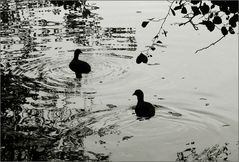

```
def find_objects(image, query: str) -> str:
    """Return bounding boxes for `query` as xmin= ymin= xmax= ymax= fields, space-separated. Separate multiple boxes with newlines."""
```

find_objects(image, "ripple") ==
xmin=94 ymin=104 xmax=229 ymax=144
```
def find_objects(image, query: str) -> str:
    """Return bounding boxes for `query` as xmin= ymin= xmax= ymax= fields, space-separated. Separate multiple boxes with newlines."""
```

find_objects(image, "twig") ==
xmin=154 ymin=0 xmax=175 ymax=39
xmin=195 ymin=35 xmax=225 ymax=54
xmin=140 ymin=0 xmax=175 ymax=55
xmin=151 ymin=18 xmax=166 ymax=22
xmin=179 ymin=15 xmax=196 ymax=27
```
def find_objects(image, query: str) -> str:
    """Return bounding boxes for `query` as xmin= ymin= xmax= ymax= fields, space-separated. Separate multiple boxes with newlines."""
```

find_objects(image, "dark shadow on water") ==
xmin=1 ymin=72 xmax=112 ymax=161
xmin=0 ymin=0 xmax=138 ymax=161
xmin=176 ymin=142 xmax=231 ymax=162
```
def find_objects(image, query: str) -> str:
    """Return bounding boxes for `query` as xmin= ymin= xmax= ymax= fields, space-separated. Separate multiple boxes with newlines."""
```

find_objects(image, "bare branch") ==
xmin=154 ymin=1 xmax=175 ymax=38
xmin=140 ymin=0 xmax=176 ymax=55
xmin=195 ymin=35 xmax=225 ymax=54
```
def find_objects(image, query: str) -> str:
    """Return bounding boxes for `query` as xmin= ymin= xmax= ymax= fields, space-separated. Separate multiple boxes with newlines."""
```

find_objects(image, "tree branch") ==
xmin=140 ymin=0 xmax=176 ymax=55
xmin=154 ymin=1 xmax=175 ymax=38
xmin=195 ymin=35 xmax=225 ymax=54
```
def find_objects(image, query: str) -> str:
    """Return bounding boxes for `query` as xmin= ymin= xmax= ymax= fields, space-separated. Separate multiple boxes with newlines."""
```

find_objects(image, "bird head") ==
xmin=133 ymin=89 xmax=144 ymax=97
xmin=74 ymin=49 xmax=82 ymax=57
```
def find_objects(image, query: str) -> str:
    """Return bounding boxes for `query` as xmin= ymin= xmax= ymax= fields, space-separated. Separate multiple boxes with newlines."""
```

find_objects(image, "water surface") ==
xmin=1 ymin=0 xmax=238 ymax=161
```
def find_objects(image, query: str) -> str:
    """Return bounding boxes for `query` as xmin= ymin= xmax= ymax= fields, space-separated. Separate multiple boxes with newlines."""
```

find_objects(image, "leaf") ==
xmin=191 ymin=6 xmax=201 ymax=16
xmin=221 ymin=26 xmax=228 ymax=36
xmin=163 ymin=30 xmax=168 ymax=37
xmin=136 ymin=53 xmax=148 ymax=64
xmin=200 ymin=20 xmax=215 ymax=32
xmin=156 ymin=40 xmax=162 ymax=44
xmin=211 ymin=4 xmax=215 ymax=9
xmin=174 ymin=5 xmax=182 ymax=10
xmin=148 ymin=18 xmax=155 ymax=21
xmin=171 ymin=8 xmax=176 ymax=16
xmin=228 ymin=1 xmax=238 ymax=13
xmin=150 ymin=46 xmax=156 ymax=51
xmin=209 ymin=13 xmax=214 ymax=18
xmin=181 ymin=7 xmax=187 ymax=14
xmin=154 ymin=35 xmax=158 ymax=39
xmin=142 ymin=21 xmax=149 ymax=28
xmin=230 ymin=22 xmax=237 ymax=28
xmin=213 ymin=16 xmax=222 ymax=24
xmin=190 ymin=0 xmax=201 ymax=5
xmin=199 ymin=3 xmax=209 ymax=15
xmin=229 ymin=27 xmax=235 ymax=34
xmin=184 ymin=148 xmax=191 ymax=152
xmin=229 ymin=14 xmax=238 ymax=28
xmin=206 ymin=21 xmax=215 ymax=32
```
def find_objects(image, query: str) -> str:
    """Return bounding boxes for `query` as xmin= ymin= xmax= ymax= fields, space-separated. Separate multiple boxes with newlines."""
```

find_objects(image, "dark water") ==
xmin=0 ymin=0 xmax=137 ymax=160
xmin=1 ymin=0 xmax=238 ymax=161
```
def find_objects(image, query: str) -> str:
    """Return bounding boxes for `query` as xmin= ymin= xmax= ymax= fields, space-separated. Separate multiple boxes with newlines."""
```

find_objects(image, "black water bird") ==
xmin=69 ymin=49 xmax=91 ymax=78
xmin=133 ymin=89 xmax=155 ymax=118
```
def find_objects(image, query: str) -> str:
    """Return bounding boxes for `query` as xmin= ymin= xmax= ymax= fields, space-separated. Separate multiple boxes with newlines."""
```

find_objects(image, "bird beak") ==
xmin=132 ymin=92 xmax=135 ymax=96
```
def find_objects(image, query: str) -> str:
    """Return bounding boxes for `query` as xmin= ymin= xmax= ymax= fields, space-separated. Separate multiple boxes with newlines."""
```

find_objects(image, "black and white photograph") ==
xmin=1 ymin=0 xmax=238 ymax=161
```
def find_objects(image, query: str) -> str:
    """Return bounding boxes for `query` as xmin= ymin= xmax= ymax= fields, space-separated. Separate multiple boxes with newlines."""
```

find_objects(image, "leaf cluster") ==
xmin=172 ymin=0 xmax=238 ymax=36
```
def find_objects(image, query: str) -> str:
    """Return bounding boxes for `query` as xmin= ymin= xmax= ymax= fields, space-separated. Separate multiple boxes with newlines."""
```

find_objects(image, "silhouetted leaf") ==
xmin=191 ymin=6 xmax=201 ymax=16
xmin=150 ymin=46 xmax=156 ymax=51
xmin=181 ymin=7 xmax=187 ymax=14
xmin=200 ymin=20 xmax=215 ymax=32
xmin=211 ymin=4 xmax=215 ymax=9
xmin=154 ymin=35 xmax=159 ymax=39
xmin=218 ymin=2 xmax=230 ymax=15
xmin=227 ymin=1 xmax=238 ymax=13
xmin=163 ymin=30 xmax=168 ymax=37
xmin=171 ymin=8 xmax=176 ymax=16
xmin=156 ymin=40 xmax=162 ymax=44
xmin=190 ymin=0 xmax=201 ymax=5
xmin=174 ymin=5 xmax=183 ymax=11
xmin=229 ymin=14 xmax=238 ymax=28
xmin=142 ymin=21 xmax=149 ymax=28
xmin=230 ymin=22 xmax=237 ymax=28
xmin=148 ymin=18 xmax=155 ymax=21
xmin=209 ymin=12 xmax=214 ymax=18
xmin=206 ymin=22 xmax=215 ymax=32
xmin=136 ymin=53 xmax=148 ymax=64
xmin=199 ymin=3 xmax=209 ymax=15
xmin=213 ymin=16 xmax=222 ymax=24
xmin=184 ymin=148 xmax=191 ymax=152
xmin=221 ymin=26 xmax=228 ymax=36
xmin=229 ymin=26 xmax=235 ymax=34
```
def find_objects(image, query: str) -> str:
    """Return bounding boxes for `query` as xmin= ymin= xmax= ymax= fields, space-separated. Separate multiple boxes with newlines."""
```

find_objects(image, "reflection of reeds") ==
xmin=0 ymin=72 xmax=111 ymax=161
xmin=176 ymin=142 xmax=231 ymax=161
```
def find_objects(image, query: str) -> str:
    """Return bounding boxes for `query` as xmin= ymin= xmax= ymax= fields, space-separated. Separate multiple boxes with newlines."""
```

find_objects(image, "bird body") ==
xmin=133 ymin=89 xmax=155 ymax=118
xmin=69 ymin=49 xmax=91 ymax=78
xmin=135 ymin=101 xmax=155 ymax=117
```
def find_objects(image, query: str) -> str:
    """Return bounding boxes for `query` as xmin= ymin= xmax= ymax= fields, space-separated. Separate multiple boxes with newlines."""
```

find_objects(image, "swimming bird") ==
xmin=133 ymin=89 xmax=155 ymax=118
xmin=69 ymin=49 xmax=91 ymax=78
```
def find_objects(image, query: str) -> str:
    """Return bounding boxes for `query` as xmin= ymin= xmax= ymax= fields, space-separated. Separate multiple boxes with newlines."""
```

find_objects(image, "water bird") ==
xmin=133 ymin=89 xmax=155 ymax=118
xmin=69 ymin=49 xmax=91 ymax=78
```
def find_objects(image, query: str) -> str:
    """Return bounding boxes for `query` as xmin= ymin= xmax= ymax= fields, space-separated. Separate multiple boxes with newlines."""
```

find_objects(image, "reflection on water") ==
xmin=1 ymin=0 xmax=238 ymax=161
xmin=0 ymin=0 xmax=136 ymax=160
